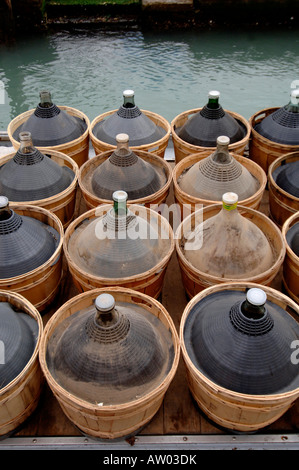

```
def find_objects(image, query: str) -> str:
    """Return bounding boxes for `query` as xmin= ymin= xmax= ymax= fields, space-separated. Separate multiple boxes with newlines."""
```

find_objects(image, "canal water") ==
xmin=0 ymin=27 xmax=299 ymax=132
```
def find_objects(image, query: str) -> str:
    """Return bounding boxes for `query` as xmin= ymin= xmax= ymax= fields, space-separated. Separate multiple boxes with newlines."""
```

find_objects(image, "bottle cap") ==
xmin=123 ymin=89 xmax=134 ymax=98
xmin=222 ymin=192 xmax=238 ymax=205
xmin=217 ymin=135 xmax=230 ymax=146
xmin=19 ymin=131 xmax=32 ymax=142
xmin=116 ymin=133 xmax=129 ymax=144
xmin=113 ymin=190 xmax=128 ymax=204
xmin=95 ymin=294 xmax=116 ymax=312
xmin=290 ymin=88 xmax=299 ymax=105
xmin=0 ymin=196 xmax=9 ymax=209
xmin=208 ymin=90 xmax=220 ymax=99
xmin=246 ymin=288 xmax=267 ymax=306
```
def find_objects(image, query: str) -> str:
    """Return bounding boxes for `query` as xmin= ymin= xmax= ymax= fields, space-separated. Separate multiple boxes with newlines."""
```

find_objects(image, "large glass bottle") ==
xmin=178 ymin=135 xmax=259 ymax=201
xmin=254 ymin=86 xmax=299 ymax=145
xmin=46 ymin=293 xmax=175 ymax=404
xmin=90 ymin=133 xmax=166 ymax=200
xmin=183 ymin=286 xmax=299 ymax=394
xmin=14 ymin=91 xmax=87 ymax=146
xmin=0 ymin=196 xmax=60 ymax=278
xmin=176 ymin=90 xmax=246 ymax=147
xmin=67 ymin=190 xmax=171 ymax=278
xmin=184 ymin=192 xmax=274 ymax=278
xmin=0 ymin=131 xmax=74 ymax=201
xmin=92 ymin=89 xmax=166 ymax=146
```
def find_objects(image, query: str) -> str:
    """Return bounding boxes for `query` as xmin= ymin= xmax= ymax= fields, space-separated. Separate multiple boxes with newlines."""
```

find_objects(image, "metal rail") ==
xmin=0 ymin=434 xmax=299 ymax=450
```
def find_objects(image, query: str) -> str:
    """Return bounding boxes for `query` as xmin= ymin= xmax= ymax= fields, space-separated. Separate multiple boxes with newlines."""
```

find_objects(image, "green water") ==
xmin=0 ymin=28 xmax=299 ymax=131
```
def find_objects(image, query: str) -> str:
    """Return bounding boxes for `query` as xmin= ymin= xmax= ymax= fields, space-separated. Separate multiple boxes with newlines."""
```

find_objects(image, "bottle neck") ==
xmin=123 ymin=94 xmax=135 ymax=108
xmin=95 ymin=307 xmax=118 ymax=327
xmin=115 ymin=137 xmax=130 ymax=157
xmin=207 ymin=96 xmax=219 ymax=109
xmin=113 ymin=198 xmax=127 ymax=216
xmin=285 ymin=101 xmax=299 ymax=113
xmin=0 ymin=205 xmax=11 ymax=221
xmin=39 ymin=91 xmax=53 ymax=108
xmin=19 ymin=132 xmax=34 ymax=154
xmin=241 ymin=299 xmax=266 ymax=319
xmin=212 ymin=142 xmax=231 ymax=164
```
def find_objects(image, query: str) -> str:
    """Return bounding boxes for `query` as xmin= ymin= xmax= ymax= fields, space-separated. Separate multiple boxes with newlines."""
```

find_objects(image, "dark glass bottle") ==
xmin=123 ymin=89 xmax=135 ymax=108
xmin=0 ymin=196 xmax=10 ymax=221
xmin=206 ymin=90 xmax=220 ymax=109
xmin=241 ymin=288 xmax=267 ymax=320
xmin=94 ymin=293 xmax=118 ymax=327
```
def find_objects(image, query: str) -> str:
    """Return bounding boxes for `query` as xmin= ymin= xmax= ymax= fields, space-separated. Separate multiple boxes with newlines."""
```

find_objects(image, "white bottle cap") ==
xmin=222 ymin=192 xmax=238 ymax=205
xmin=123 ymin=89 xmax=134 ymax=98
xmin=290 ymin=89 xmax=299 ymax=105
xmin=208 ymin=90 xmax=220 ymax=99
xmin=95 ymin=294 xmax=115 ymax=312
xmin=0 ymin=196 xmax=9 ymax=209
xmin=217 ymin=135 xmax=230 ymax=146
xmin=116 ymin=133 xmax=129 ymax=144
xmin=246 ymin=288 xmax=267 ymax=306
xmin=113 ymin=190 xmax=128 ymax=204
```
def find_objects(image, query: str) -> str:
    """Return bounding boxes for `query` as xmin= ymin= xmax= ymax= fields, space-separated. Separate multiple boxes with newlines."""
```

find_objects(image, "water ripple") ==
xmin=1 ymin=29 xmax=299 ymax=129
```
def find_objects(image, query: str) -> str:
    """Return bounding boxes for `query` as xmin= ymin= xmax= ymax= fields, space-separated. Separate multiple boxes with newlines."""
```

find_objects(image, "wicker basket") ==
xmin=180 ymin=281 xmax=299 ymax=433
xmin=282 ymin=211 xmax=299 ymax=304
xmin=63 ymin=203 xmax=174 ymax=299
xmin=0 ymin=149 xmax=79 ymax=229
xmin=90 ymin=109 xmax=171 ymax=158
xmin=249 ymin=107 xmax=299 ymax=174
xmin=268 ymin=151 xmax=299 ymax=228
xmin=0 ymin=204 xmax=64 ymax=312
xmin=7 ymin=106 xmax=90 ymax=168
xmin=173 ymin=150 xmax=266 ymax=218
xmin=175 ymin=203 xmax=286 ymax=298
xmin=39 ymin=287 xmax=180 ymax=439
xmin=171 ymin=108 xmax=251 ymax=163
xmin=0 ymin=290 xmax=44 ymax=437
xmin=78 ymin=148 xmax=172 ymax=210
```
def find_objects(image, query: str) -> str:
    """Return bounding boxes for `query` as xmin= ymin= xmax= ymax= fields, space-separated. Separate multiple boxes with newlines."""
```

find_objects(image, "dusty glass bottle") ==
xmin=184 ymin=192 xmax=274 ymax=278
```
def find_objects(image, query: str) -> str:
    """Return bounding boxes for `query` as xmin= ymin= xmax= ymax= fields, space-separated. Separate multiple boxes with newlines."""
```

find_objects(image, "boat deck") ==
xmin=0 ymin=153 xmax=298 ymax=450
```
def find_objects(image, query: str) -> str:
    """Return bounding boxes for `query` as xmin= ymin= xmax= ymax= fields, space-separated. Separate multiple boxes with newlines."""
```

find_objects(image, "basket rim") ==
xmin=249 ymin=106 xmax=299 ymax=149
xmin=78 ymin=148 xmax=173 ymax=207
xmin=282 ymin=211 xmax=299 ymax=261
xmin=0 ymin=148 xmax=79 ymax=206
xmin=0 ymin=290 xmax=43 ymax=397
xmin=63 ymin=203 xmax=175 ymax=283
xmin=38 ymin=286 xmax=180 ymax=412
xmin=175 ymin=202 xmax=286 ymax=284
xmin=268 ymin=151 xmax=299 ymax=203
xmin=172 ymin=151 xmax=267 ymax=206
xmin=0 ymin=203 xmax=64 ymax=283
xmin=179 ymin=281 xmax=299 ymax=402
xmin=7 ymin=105 xmax=91 ymax=150
xmin=90 ymin=108 xmax=171 ymax=149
